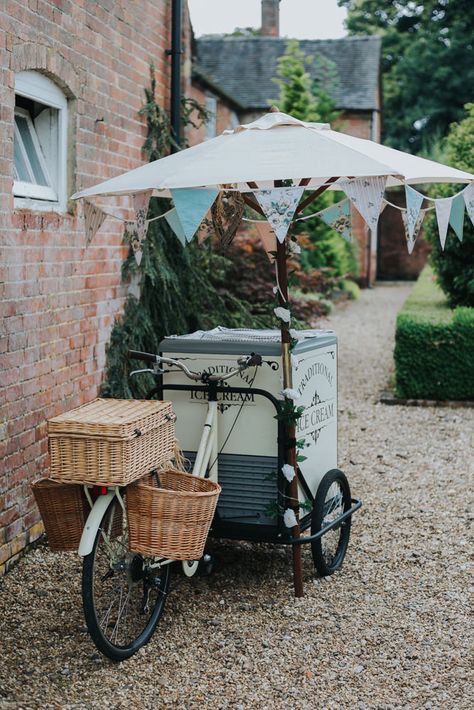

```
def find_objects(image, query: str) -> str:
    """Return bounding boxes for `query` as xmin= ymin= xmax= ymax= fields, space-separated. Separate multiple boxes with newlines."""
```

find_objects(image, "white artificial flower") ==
xmin=290 ymin=353 xmax=299 ymax=369
xmin=283 ymin=508 xmax=298 ymax=529
xmin=282 ymin=388 xmax=300 ymax=401
xmin=273 ymin=306 xmax=291 ymax=323
xmin=282 ymin=464 xmax=296 ymax=482
xmin=272 ymin=286 xmax=279 ymax=295
xmin=289 ymin=329 xmax=305 ymax=341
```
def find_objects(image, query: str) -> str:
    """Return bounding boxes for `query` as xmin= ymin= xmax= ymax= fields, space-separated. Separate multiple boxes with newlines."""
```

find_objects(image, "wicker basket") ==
xmin=48 ymin=398 xmax=176 ymax=486
xmin=31 ymin=478 xmax=88 ymax=551
xmin=126 ymin=469 xmax=221 ymax=560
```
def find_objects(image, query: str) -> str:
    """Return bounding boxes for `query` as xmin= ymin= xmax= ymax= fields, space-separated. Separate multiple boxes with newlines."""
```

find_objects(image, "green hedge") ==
xmin=394 ymin=267 xmax=474 ymax=400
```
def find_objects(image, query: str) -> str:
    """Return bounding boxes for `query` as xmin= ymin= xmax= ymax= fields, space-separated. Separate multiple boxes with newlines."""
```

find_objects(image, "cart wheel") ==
xmin=82 ymin=496 xmax=170 ymax=661
xmin=311 ymin=469 xmax=352 ymax=577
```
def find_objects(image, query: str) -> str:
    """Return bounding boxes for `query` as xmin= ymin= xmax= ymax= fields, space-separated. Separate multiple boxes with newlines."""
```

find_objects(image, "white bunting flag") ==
xmin=255 ymin=221 xmax=277 ymax=261
xmin=254 ymin=187 xmax=304 ymax=243
xmin=463 ymin=183 xmax=474 ymax=227
xmin=164 ymin=208 xmax=187 ymax=246
xmin=449 ymin=194 xmax=465 ymax=242
xmin=130 ymin=190 xmax=153 ymax=264
xmin=435 ymin=197 xmax=453 ymax=250
xmin=84 ymin=201 xmax=106 ymax=245
xmin=171 ymin=188 xmax=219 ymax=242
xmin=404 ymin=185 xmax=424 ymax=242
xmin=317 ymin=198 xmax=352 ymax=242
xmin=339 ymin=176 xmax=387 ymax=231
xmin=401 ymin=208 xmax=426 ymax=254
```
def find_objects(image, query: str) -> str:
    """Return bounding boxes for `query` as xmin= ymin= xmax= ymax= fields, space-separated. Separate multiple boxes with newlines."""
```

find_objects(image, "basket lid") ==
xmin=47 ymin=398 xmax=174 ymax=439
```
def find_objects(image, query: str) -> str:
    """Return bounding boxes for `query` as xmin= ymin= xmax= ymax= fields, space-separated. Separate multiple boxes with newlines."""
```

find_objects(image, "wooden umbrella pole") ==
xmin=276 ymin=237 xmax=304 ymax=598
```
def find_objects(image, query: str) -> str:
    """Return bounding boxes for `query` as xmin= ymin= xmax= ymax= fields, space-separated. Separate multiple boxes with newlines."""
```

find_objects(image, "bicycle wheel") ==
xmin=311 ymin=469 xmax=352 ymax=577
xmin=82 ymin=495 xmax=170 ymax=661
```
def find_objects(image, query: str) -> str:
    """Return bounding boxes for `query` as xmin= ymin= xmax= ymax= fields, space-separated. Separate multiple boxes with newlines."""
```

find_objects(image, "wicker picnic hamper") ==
xmin=47 ymin=398 xmax=176 ymax=486
xmin=126 ymin=469 xmax=221 ymax=560
xmin=31 ymin=478 xmax=88 ymax=551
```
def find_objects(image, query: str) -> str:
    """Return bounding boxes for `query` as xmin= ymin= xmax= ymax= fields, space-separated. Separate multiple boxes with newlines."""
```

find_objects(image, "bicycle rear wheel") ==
xmin=82 ymin=495 xmax=170 ymax=661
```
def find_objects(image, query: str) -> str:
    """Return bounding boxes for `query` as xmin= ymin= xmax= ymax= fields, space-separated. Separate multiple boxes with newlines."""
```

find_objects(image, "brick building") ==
xmin=0 ymin=0 xmax=191 ymax=573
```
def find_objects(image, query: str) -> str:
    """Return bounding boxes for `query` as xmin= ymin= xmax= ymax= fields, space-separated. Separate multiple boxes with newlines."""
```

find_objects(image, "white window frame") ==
xmin=14 ymin=71 xmax=68 ymax=212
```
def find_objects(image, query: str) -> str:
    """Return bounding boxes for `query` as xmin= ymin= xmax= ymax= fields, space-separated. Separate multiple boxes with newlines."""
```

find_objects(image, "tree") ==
xmin=338 ymin=0 xmax=474 ymax=153
xmin=274 ymin=41 xmax=358 ymax=281
xmin=425 ymin=103 xmax=474 ymax=306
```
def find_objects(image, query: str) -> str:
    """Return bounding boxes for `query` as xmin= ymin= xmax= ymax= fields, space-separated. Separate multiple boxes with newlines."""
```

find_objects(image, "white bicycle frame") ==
xmin=78 ymin=396 xmax=219 ymax=568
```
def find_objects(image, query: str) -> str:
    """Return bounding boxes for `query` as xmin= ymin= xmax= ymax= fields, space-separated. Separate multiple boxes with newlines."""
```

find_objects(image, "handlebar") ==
xmin=128 ymin=349 xmax=262 ymax=383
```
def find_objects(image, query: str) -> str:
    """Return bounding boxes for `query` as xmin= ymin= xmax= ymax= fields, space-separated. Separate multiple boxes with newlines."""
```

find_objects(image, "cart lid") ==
xmin=160 ymin=327 xmax=336 ymax=356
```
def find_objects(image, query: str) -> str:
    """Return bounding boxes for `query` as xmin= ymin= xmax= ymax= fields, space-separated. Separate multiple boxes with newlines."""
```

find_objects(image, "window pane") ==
xmin=13 ymin=128 xmax=31 ymax=182
xmin=15 ymin=114 xmax=48 ymax=186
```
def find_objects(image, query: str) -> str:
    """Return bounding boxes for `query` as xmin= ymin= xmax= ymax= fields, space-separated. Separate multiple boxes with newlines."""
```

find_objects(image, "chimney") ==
xmin=261 ymin=0 xmax=280 ymax=37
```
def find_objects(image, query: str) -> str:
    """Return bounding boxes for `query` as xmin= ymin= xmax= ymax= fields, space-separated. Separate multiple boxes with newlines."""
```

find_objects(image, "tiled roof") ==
xmin=195 ymin=36 xmax=382 ymax=112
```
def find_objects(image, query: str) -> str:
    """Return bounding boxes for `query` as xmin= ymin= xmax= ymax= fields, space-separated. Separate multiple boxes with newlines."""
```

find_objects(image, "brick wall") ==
xmin=0 ymin=0 xmax=176 ymax=573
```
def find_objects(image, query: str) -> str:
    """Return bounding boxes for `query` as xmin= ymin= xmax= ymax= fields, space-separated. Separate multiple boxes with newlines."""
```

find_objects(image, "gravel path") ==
xmin=1 ymin=283 xmax=473 ymax=710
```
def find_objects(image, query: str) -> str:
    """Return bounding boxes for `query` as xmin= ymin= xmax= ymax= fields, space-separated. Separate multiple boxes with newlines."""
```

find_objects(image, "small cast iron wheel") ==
xmin=311 ymin=469 xmax=352 ymax=576
xmin=82 ymin=496 xmax=170 ymax=661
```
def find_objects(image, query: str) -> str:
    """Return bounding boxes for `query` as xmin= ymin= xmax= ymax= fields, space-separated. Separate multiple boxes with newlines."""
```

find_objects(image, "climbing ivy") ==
xmin=101 ymin=67 xmax=268 ymax=399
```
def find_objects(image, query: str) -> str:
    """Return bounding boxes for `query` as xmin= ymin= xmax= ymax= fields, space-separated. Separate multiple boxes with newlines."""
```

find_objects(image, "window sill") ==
xmin=14 ymin=196 xmax=67 ymax=214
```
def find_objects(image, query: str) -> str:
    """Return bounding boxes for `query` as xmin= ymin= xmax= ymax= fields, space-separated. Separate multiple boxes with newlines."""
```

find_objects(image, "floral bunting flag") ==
xmin=84 ymin=201 xmax=106 ymax=245
xmin=255 ymin=221 xmax=277 ymax=261
xmin=449 ymin=194 xmax=465 ymax=242
xmin=435 ymin=197 xmax=453 ymax=250
xmin=317 ymin=198 xmax=352 ymax=242
xmin=463 ymin=183 xmax=474 ymax=227
xmin=171 ymin=188 xmax=219 ymax=242
xmin=164 ymin=208 xmax=187 ymax=246
xmin=404 ymin=185 xmax=424 ymax=242
xmin=401 ymin=208 xmax=426 ymax=254
xmin=131 ymin=190 xmax=153 ymax=264
xmin=254 ymin=187 xmax=304 ymax=243
xmin=339 ymin=176 xmax=387 ymax=232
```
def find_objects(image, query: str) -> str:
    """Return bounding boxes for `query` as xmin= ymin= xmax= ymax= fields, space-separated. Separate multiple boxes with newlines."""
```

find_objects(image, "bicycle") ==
xmin=79 ymin=350 xmax=262 ymax=661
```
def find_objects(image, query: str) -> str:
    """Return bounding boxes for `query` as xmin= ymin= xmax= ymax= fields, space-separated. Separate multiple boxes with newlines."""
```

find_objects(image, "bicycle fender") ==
xmin=78 ymin=492 xmax=115 ymax=557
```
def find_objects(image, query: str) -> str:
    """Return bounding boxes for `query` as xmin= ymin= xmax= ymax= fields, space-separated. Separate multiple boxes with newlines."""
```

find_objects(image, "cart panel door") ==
xmin=292 ymin=344 xmax=338 ymax=500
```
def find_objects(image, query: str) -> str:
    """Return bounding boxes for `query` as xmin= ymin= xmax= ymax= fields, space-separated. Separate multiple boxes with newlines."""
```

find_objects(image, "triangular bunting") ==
xmin=404 ymin=185 xmax=424 ymax=242
xmin=339 ymin=176 xmax=387 ymax=231
xmin=449 ymin=194 xmax=465 ymax=242
xmin=171 ymin=188 xmax=219 ymax=242
xmin=164 ymin=208 xmax=187 ymax=246
xmin=255 ymin=221 xmax=277 ymax=262
xmin=130 ymin=190 xmax=153 ymax=263
xmin=317 ymin=198 xmax=352 ymax=242
xmin=254 ymin=187 xmax=304 ymax=243
xmin=84 ymin=201 xmax=106 ymax=245
xmin=435 ymin=197 xmax=453 ymax=250
xmin=401 ymin=208 xmax=426 ymax=255
xmin=463 ymin=183 xmax=474 ymax=227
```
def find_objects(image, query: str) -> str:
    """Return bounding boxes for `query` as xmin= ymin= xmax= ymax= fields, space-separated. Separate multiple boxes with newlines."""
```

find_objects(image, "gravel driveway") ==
xmin=1 ymin=283 xmax=473 ymax=710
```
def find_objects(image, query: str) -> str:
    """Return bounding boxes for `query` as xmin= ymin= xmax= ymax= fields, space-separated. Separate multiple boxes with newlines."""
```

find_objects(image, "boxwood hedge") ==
xmin=394 ymin=267 xmax=474 ymax=400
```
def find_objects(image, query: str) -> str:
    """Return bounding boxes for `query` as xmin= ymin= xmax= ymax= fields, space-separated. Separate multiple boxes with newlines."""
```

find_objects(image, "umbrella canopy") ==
xmin=72 ymin=112 xmax=474 ymax=200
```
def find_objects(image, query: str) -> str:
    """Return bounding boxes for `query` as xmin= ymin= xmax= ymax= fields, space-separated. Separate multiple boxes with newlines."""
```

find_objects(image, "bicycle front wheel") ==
xmin=82 ymin=495 xmax=170 ymax=661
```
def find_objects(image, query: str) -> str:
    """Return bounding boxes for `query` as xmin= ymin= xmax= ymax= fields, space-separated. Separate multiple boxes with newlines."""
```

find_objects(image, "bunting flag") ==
xmin=84 ymin=201 xmax=106 ymax=245
xmin=254 ymin=187 xmax=304 ymax=243
xmin=404 ymin=185 xmax=424 ymax=242
xmin=317 ymin=198 xmax=352 ymax=242
xmin=449 ymin=193 xmax=465 ymax=242
xmin=463 ymin=183 xmax=474 ymax=227
xmin=171 ymin=188 xmax=219 ymax=242
xmin=401 ymin=208 xmax=426 ymax=254
xmin=131 ymin=190 xmax=153 ymax=264
xmin=435 ymin=197 xmax=453 ymax=250
xmin=255 ymin=221 xmax=277 ymax=261
xmin=339 ymin=176 xmax=387 ymax=232
xmin=164 ymin=208 xmax=187 ymax=246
